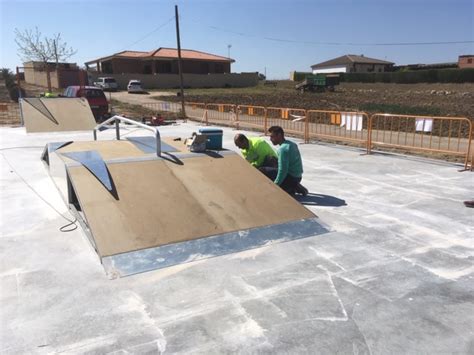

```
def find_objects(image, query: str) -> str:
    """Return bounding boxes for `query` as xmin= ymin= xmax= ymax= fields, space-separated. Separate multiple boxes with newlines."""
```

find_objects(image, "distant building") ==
xmin=24 ymin=61 xmax=86 ymax=89
xmin=311 ymin=54 xmax=394 ymax=74
xmin=458 ymin=55 xmax=474 ymax=69
xmin=85 ymin=47 xmax=234 ymax=75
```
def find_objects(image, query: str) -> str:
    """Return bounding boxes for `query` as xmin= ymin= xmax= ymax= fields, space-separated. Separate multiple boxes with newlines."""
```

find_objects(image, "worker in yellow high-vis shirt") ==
xmin=234 ymin=134 xmax=278 ymax=169
xmin=234 ymin=133 xmax=308 ymax=196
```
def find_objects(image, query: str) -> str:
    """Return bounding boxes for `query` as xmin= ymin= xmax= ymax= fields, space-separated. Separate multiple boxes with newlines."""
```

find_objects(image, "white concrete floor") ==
xmin=1 ymin=121 xmax=473 ymax=354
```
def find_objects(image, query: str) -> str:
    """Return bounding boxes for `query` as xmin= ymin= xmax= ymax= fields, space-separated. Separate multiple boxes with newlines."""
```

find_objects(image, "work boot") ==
xmin=464 ymin=200 xmax=474 ymax=208
xmin=296 ymin=183 xmax=308 ymax=196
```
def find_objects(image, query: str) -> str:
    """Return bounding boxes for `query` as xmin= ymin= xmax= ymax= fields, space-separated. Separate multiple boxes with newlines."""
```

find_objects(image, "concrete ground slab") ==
xmin=1 ymin=121 xmax=473 ymax=354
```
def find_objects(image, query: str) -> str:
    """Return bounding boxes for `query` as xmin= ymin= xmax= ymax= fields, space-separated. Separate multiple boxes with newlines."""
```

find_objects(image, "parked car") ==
xmin=127 ymin=80 xmax=144 ymax=93
xmin=63 ymin=86 xmax=109 ymax=122
xmin=93 ymin=77 xmax=118 ymax=91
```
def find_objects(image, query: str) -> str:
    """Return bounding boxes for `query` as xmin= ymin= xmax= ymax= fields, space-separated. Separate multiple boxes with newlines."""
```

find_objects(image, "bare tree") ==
xmin=47 ymin=33 xmax=77 ymax=66
xmin=14 ymin=27 xmax=77 ymax=92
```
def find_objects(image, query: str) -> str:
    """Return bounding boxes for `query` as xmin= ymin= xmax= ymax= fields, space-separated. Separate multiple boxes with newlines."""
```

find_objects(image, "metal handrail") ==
xmin=93 ymin=115 xmax=161 ymax=157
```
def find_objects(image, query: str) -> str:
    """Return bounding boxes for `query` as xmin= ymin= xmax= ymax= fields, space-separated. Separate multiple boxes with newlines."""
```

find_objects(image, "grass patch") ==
xmin=359 ymin=103 xmax=441 ymax=116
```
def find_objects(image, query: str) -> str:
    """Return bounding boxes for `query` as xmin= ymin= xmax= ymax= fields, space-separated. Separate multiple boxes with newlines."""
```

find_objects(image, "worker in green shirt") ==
xmin=268 ymin=126 xmax=308 ymax=196
xmin=234 ymin=134 xmax=278 ymax=169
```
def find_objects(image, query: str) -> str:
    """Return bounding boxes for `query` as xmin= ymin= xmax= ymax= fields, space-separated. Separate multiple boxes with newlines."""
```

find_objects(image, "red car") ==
xmin=63 ymin=86 xmax=109 ymax=122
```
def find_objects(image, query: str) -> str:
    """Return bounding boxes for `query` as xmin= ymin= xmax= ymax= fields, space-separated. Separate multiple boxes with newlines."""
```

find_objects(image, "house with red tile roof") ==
xmin=85 ymin=47 xmax=234 ymax=75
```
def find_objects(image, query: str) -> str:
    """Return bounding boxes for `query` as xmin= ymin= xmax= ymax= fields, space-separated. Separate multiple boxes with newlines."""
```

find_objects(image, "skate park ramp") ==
xmin=44 ymin=139 xmax=327 ymax=278
xmin=20 ymin=97 xmax=96 ymax=133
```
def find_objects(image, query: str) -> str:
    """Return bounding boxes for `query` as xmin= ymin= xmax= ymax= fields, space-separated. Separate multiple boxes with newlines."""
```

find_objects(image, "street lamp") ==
xmin=227 ymin=44 xmax=232 ymax=59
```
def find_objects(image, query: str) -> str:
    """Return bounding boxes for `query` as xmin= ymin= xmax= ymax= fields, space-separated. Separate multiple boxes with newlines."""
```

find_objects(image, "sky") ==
xmin=1 ymin=0 xmax=473 ymax=79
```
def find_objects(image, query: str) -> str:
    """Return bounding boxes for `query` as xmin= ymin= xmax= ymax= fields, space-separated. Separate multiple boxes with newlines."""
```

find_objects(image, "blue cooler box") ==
xmin=199 ymin=128 xmax=223 ymax=150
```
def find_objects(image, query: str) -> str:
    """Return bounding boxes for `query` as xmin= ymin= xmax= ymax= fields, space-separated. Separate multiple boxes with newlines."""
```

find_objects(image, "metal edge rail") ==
xmin=93 ymin=115 xmax=161 ymax=157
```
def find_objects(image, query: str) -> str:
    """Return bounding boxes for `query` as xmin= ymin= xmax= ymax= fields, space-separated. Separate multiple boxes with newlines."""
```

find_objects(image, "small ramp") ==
xmin=44 ymin=139 xmax=328 ymax=278
xmin=21 ymin=98 xmax=96 ymax=133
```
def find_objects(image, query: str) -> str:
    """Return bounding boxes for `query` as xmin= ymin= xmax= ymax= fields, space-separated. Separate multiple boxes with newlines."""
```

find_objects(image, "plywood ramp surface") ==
xmin=58 ymin=138 xmax=190 ymax=163
xmin=58 ymin=141 xmax=147 ymax=161
xmin=21 ymin=98 xmax=96 ymax=133
xmin=68 ymin=155 xmax=314 ymax=257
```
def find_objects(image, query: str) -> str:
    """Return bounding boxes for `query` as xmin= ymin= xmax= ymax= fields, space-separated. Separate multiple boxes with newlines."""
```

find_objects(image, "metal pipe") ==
xmin=155 ymin=128 xmax=162 ymax=157
xmin=115 ymin=119 xmax=120 ymax=140
xmin=93 ymin=115 xmax=162 ymax=157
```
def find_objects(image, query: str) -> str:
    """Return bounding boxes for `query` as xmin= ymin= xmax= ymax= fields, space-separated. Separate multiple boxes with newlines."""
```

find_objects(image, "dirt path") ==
xmin=109 ymin=90 xmax=175 ymax=106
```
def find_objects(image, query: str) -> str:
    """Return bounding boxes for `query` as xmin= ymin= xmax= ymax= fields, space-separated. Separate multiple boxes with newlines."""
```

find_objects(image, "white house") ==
xmin=311 ymin=55 xmax=394 ymax=74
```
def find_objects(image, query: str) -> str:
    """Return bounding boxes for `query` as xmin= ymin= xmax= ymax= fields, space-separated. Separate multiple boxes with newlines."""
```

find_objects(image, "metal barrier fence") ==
xmin=182 ymin=102 xmax=473 ymax=169
xmin=0 ymin=103 xmax=21 ymax=126
xmin=236 ymin=105 xmax=266 ymax=132
xmin=266 ymin=107 xmax=307 ymax=139
xmin=369 ymin=114 xmax=473 ymax=168
xmin=205 ymin=103 xmax=238 ymax=128
xmin=185 ymin=102 xmax=207 ymax=123
xmin=306 ymin=110 xmax=370 ymax=150
xmin=142 ymin=101 xmax=182 ymax=115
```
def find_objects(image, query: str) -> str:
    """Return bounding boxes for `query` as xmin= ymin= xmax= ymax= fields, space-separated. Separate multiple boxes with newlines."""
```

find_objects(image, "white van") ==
xmin=94 ymin=77 xmax=118 ymax=91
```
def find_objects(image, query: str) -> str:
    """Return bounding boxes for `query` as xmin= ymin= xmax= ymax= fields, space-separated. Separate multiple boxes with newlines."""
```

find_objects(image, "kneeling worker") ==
xmin=234 ymin=134 xmax=278 ymax=171
xmin=268 ymin=126 xmax=308 ymax=196
xmin=234 ymin=131 xmax=308 ymax=196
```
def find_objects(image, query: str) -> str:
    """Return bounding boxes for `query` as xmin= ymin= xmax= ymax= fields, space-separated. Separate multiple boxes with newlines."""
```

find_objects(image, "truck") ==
xmin=295 ymin=74 xmax=340 ymax=93
xmin=93 ymin=77 xmax=118 ymax=91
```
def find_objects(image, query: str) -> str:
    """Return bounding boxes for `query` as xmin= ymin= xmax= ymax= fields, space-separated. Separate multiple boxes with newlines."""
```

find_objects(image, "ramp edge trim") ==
xmin=101 ymin=217 xmax=329 ymax=279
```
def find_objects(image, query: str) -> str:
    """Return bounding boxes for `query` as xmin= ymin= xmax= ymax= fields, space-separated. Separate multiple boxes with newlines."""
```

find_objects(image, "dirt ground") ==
xmin=158 ymin=82 xmax=474 ymax=119
xmin=3 ymin=80 xmax=472 ymax=120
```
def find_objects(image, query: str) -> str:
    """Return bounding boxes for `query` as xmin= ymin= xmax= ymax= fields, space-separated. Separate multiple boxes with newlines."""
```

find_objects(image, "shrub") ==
xmin=8 ymin=85 xmax=26 ymax=102
xmin=1 ymin=68 xmax=17 ymax=90
xmin=1 ymin=68 xmax=11 ymax=80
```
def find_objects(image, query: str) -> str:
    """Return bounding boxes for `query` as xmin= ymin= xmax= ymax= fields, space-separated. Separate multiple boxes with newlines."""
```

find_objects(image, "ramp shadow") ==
xmin=203 ymin=151 xmax=225 ymax=158
xmin=296 ymin=193 xmax=347 ymax=207
xmin=162 ymin=152 xmax=184 ymax=165
xmin=108 ymin=170 xmax=120 ymax=200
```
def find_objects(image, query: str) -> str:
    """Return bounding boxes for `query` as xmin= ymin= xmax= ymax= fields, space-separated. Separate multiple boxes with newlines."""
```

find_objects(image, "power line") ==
xmin=119 ymin=16 xmax=175 ymax=51
xmin=185 ymin=18 xmax=473 ymax=47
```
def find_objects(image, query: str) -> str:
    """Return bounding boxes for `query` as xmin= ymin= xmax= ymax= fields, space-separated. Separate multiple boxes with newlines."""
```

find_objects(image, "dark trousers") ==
xmin=259 ymin=166 xmax=302 ymax=194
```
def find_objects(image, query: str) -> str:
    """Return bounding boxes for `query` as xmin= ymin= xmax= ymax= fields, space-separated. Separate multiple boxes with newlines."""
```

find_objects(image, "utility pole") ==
xmin=175 ymin=5 xmax=186 ymax=120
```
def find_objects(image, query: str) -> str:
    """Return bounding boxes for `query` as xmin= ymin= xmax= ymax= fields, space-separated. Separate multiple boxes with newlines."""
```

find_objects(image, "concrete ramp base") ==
xmin=21 ymin=98 xmax=96 ymax=133
xmin=44 ymin=139 xmax=328 ymax=278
